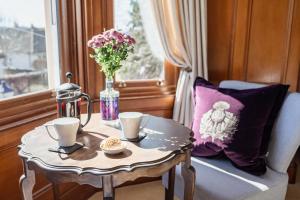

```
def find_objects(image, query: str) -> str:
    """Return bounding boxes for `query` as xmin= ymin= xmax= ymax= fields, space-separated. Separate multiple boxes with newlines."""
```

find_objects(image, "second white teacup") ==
xmin=118 ymin=112 xmax=147 ymax=139
xmin=44 ymin=117 xmax=80 ymax=147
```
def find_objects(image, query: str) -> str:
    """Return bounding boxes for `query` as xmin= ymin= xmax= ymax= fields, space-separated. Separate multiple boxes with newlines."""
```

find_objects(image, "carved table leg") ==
xmin=181 ymin=151 xmax=195 ymax=200
xmin=103 ymin=176 xmax=115 ymax=200
xmin=288 ymin=158 xmax=298 ymax=184
xmin=165 ymin=166 xmax=176 ymax=200
xmin=52 ymin=182 xmax=60 ymax=200
xmin=19 ymin=160 xmax=36 ymax=200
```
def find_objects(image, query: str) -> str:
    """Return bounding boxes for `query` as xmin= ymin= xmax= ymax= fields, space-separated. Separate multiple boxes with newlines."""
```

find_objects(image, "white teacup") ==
xmin=118 ymin=112 xmax=147 ymax=139
xmin=44 ymin=117 xmax=80 ymax=147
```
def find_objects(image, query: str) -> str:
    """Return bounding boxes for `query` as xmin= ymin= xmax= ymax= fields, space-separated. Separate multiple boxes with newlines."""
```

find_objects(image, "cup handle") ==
xmin=80 ymin=93 xmax=92 ymax=127
xmin=140 ymin=114 xmax=150 ymax=131
xmin=43 ymin=123 xmax=59 ymax=141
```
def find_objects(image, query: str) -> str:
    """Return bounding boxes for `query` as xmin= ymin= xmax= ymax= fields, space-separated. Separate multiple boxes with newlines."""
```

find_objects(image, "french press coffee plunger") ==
xmin=56 ymin=72 xmax=92 ymax=127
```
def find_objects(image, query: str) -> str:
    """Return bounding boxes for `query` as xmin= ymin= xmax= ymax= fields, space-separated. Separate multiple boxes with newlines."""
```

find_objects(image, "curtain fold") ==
xmin=150 ymin=0 xmax=208 ymax=127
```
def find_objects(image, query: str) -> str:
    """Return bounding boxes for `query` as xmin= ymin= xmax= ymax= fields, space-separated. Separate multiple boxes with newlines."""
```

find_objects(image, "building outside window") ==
xmin=0 ymin=0 xmax=59 ymax=99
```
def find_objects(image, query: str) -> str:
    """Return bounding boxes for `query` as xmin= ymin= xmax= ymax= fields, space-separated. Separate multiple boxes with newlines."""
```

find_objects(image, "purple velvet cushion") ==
xmin=192 ymin=78 xmax=289 ymax=175
xmin=260 ymin=84 xmax=289 ymax=155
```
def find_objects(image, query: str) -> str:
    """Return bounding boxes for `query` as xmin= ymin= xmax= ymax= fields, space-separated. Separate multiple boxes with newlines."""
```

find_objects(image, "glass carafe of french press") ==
xmin=56 ymin=72 xmax=92 ymax=127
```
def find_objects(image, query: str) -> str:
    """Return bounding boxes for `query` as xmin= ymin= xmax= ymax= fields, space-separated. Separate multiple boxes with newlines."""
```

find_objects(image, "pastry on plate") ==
xmin=100 ymin=136 xmax=127 ymax=154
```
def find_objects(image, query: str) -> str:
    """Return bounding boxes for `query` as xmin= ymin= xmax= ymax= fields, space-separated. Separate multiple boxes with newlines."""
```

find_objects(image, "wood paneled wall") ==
xmin=208 ymin=0 xmax=300 ymax=91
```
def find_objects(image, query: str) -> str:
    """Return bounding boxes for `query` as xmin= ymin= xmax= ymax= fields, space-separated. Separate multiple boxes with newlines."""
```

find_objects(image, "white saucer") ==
xmin=101 ymin=141 xmax=127 ymax=155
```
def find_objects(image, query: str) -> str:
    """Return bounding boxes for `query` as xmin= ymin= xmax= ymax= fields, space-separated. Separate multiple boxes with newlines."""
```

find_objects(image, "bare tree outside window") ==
xmin=114 ymin=0 xmax=163 ymax=81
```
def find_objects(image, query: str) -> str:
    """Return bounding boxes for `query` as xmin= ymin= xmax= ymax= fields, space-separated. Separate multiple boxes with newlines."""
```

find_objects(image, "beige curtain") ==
xmin=150 ymin=0 xmax=208 ymax=127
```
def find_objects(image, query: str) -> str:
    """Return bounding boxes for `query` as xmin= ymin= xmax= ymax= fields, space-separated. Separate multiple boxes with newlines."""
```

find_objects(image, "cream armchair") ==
xmin=163 ymin=80 xmax=300 ymax=200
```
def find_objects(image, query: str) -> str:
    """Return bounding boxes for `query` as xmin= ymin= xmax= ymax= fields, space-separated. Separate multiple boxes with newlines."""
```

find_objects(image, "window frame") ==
xmin=45 ymin=0 xmax=61 ymax=88
xmin=0 ymin=0 xmax=79 ymax=130
xmin=110 ymin=0 xmax=179 ymax=97
xmin=75 ymin=0 xmax=179 ymax=99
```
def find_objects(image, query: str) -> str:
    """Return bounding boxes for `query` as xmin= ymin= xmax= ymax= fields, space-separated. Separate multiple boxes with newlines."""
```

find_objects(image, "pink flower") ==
xmin=93 ymin=41 xmax=102 ymax=48
xmin=103 ymin=29 xmax=111 ymax=37
xmin=128 ymin=37 xmax=136 ymax=45
xmin=87 ymin=39 xmax=94 ymax=47
xmin=88 ymin=29 xmax=135 ymax=48
xmin=116 ymin=35 xmax=125 ymax=44
xmin=124 ymin=34 xmax=136 ymax=45
xmin=109 ymin=30 xmax=125 ymax=44
xmin=96 ymin=36 xmax=106 ymax=44
xmin=110 ymin=30 xmax=119 ymax=38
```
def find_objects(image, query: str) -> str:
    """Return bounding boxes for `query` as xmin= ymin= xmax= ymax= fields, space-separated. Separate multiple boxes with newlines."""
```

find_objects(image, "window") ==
xmin=0 ymin=0 xmax=60 ymax=99
xmin=114 ymin=0 xmax=164 ymax=81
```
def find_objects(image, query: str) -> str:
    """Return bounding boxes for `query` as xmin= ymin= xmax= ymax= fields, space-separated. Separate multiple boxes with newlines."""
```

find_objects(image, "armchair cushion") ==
xmin=217 ymin=81 xmax=289 ymax=156
xmin=219 ymin=81 xmax=300 ymax=173
xmin=192 ymin=78 xmax=289 ymax=175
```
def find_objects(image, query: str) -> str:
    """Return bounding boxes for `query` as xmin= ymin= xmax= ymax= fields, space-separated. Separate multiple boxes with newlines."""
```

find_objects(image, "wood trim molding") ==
xmin=75 ymin=0 xmax=87 ymax=92
xmin=227 ymin=0 xmax=238 ymax=80
xmin=81 ymin=0 xmax=97 ymax=97
xmin=230 ymin=0 xmax=250 ymax=81
xmin=282 ymin=0 xmax=296 ymax=83
xmin=115 ymin=60 xmax=179 ymax=89
xmin=58 ymin=0 xmax=80 ymax=83
xmin=287 ymin=0 xmax=300 ymax=91
xmin=0 ymin=90 xmax=56 ymax=131
xmin=92 ymin=94 xmax=175 ymax=119
xmin=118 ymin=85 xmax=176 ymax=97
xmin=242 ymin=0 xmax=254 ymax=81
xmin=0 ymin=110 xmax=57 ymax=132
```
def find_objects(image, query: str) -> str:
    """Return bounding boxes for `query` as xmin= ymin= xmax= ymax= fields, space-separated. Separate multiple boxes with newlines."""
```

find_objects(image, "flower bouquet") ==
xmin=88 ymin=29 xmax=135 ymax=120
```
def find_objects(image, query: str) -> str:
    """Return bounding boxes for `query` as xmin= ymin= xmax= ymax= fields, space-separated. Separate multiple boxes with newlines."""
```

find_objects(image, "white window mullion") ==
xmin=44 ymin=0 xmax=60 ymax=89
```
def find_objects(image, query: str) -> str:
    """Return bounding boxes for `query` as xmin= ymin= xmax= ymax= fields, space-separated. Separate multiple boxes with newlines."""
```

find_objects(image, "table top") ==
xmin=18 ymin=114 xmax=193 ymax=175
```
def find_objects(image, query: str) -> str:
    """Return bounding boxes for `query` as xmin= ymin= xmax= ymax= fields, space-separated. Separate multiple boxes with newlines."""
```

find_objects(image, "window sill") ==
xmin=93 ymin=84 xmax=176 ymax=118
xmin=0 ymin=83 xmax=176 ymax=132
xmin=117 ymin=84 xmax=176 ymax=98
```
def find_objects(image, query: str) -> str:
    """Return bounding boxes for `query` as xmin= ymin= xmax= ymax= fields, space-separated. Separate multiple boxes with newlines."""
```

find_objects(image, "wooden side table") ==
xmin=18 ymin=114 xmax=195 ymax=200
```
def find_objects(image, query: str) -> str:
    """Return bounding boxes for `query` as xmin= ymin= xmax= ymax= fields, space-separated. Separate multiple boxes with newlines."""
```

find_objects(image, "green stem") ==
xmin=106 ymin=75 xmax=113 ymax=80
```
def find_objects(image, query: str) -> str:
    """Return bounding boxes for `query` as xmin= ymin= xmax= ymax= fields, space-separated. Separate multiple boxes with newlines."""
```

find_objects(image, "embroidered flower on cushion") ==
xmin=199 ymin=101 xmax=239 ymax=146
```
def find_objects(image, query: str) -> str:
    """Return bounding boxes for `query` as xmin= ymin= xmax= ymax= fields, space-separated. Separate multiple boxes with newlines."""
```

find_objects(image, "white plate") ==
xmin=101 ymin=141 xmax=127 ymax=155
